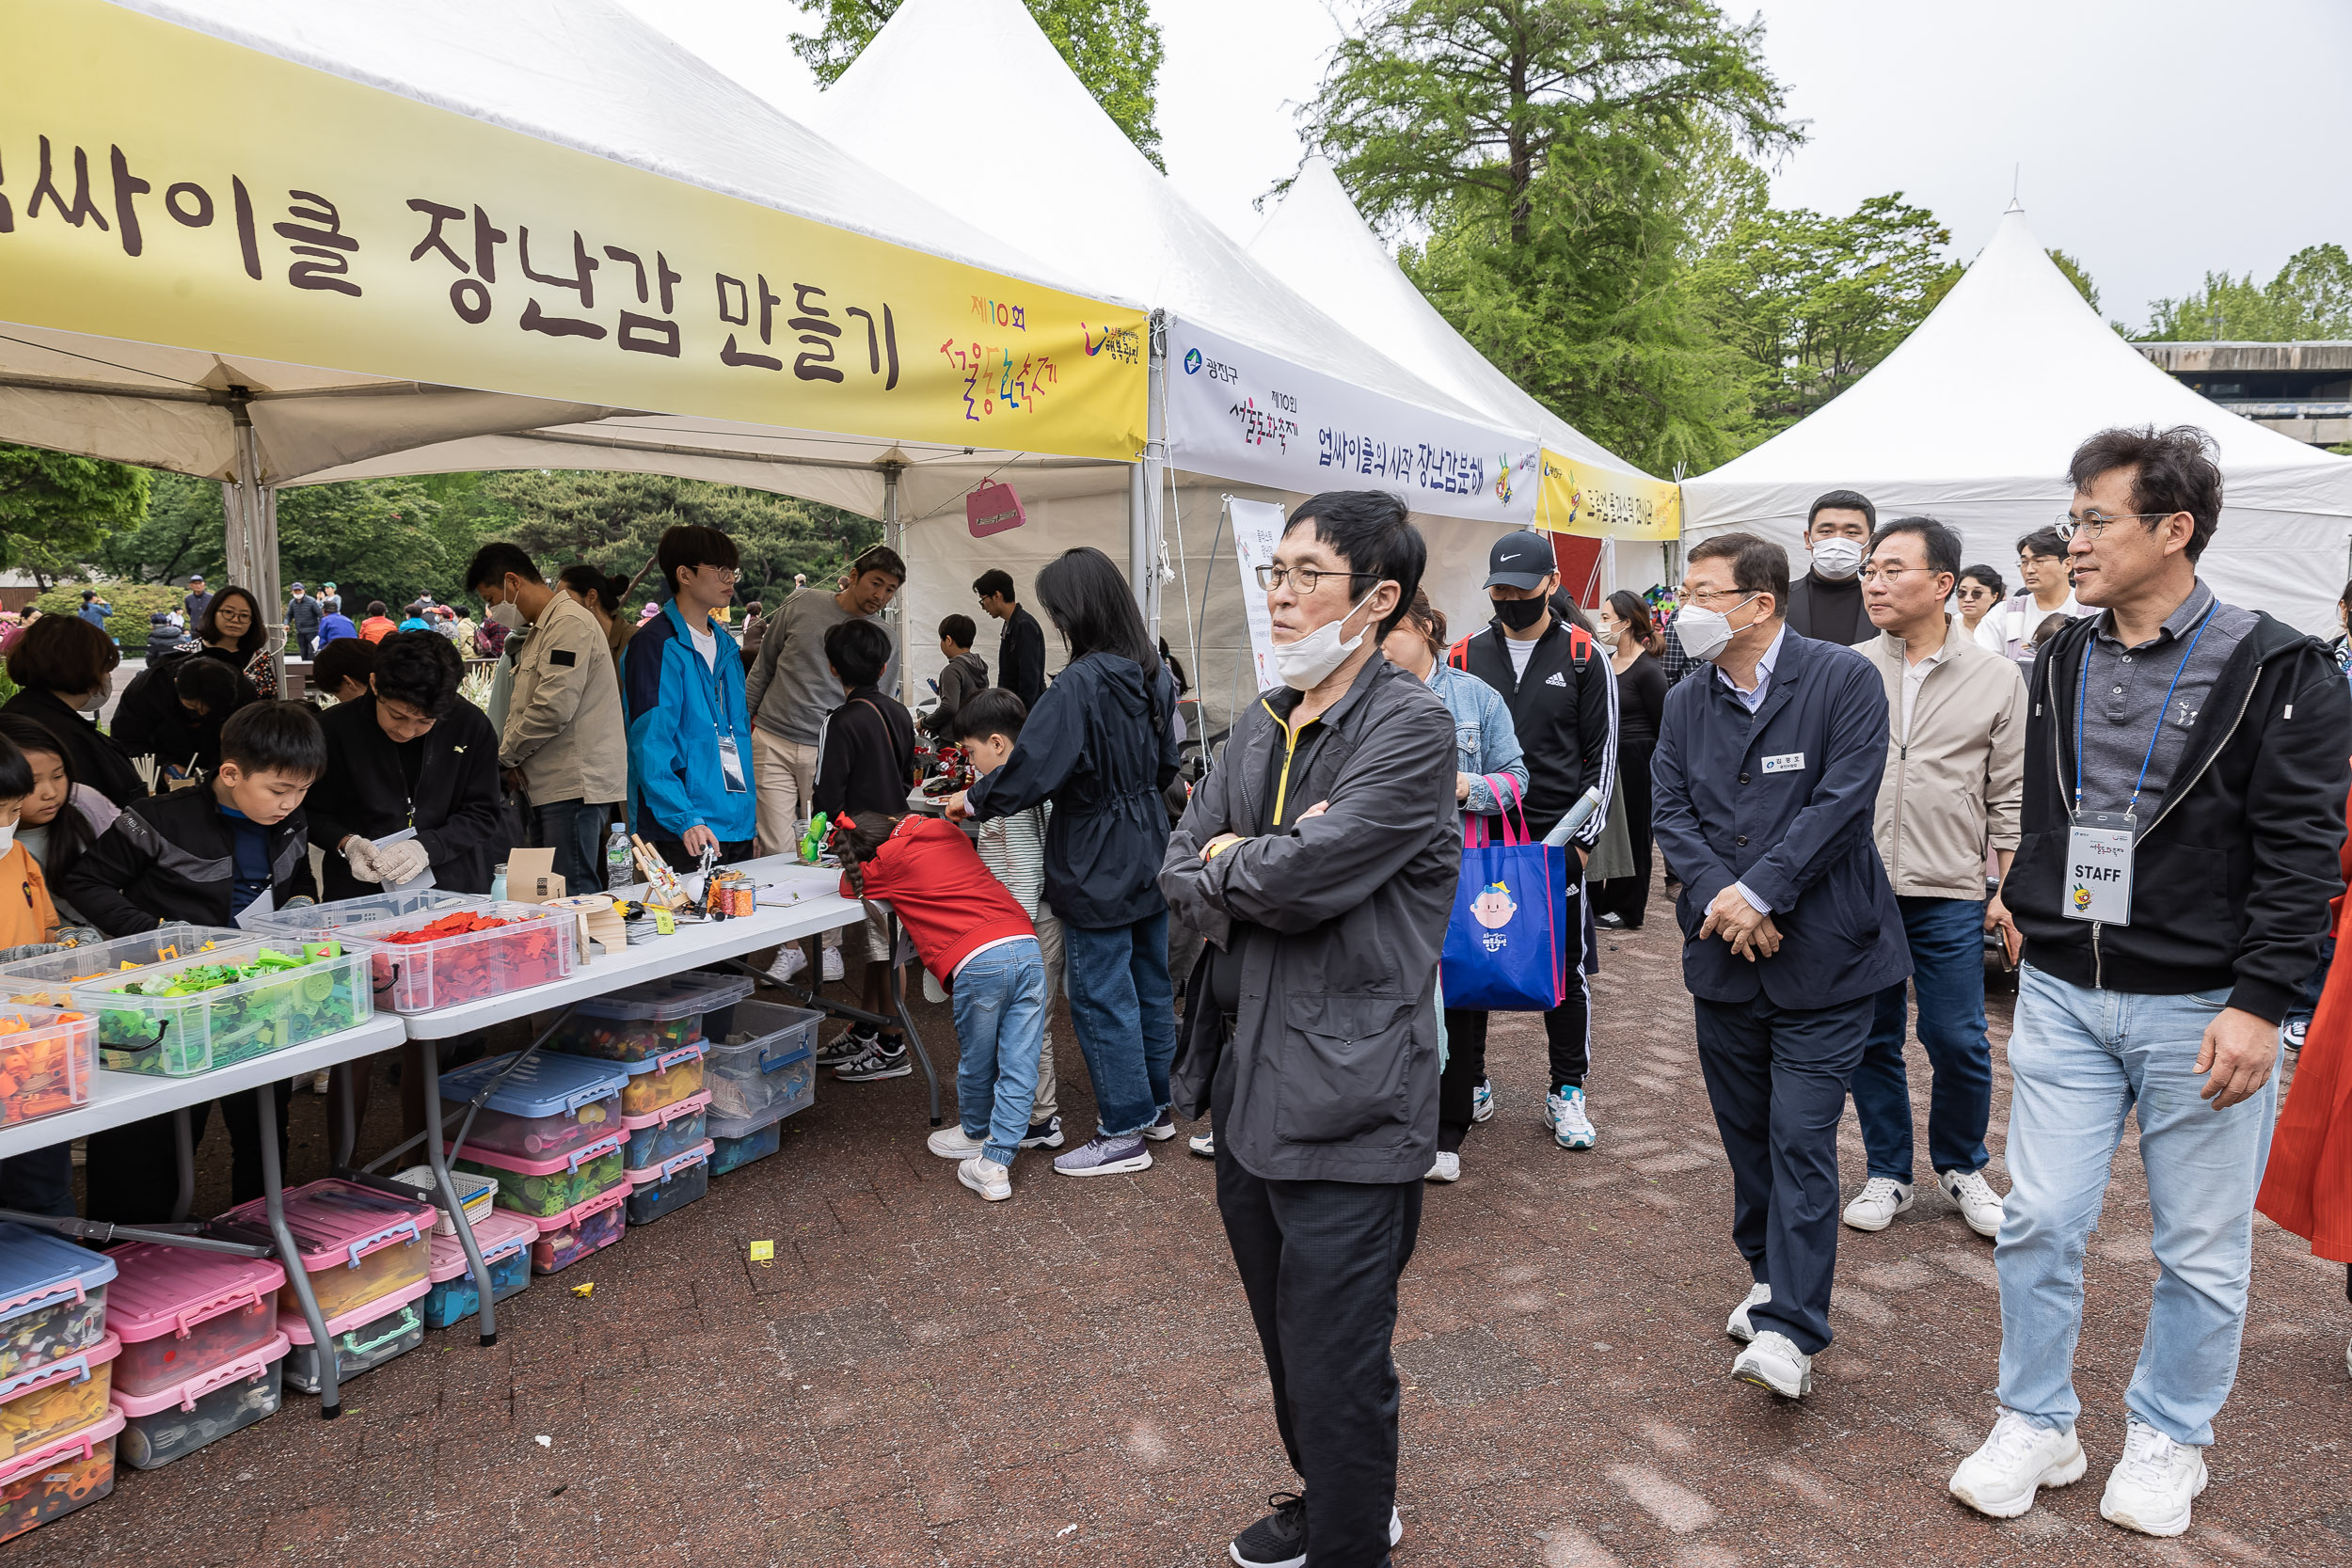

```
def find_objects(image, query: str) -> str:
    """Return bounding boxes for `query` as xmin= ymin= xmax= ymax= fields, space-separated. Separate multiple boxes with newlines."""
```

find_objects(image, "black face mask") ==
xmin=1493 ymin=595 xmax=1549 ymax=631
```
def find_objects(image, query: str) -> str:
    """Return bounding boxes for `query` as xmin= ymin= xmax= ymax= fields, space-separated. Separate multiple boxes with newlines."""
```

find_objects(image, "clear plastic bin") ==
xmin=708 ymin=1121 xmax=781 ymax=1177
xmin=530 ymin=1189 xmax=627 ymax=1275
xmin=216 ymin=1180 xmax=434 ymax=1324
xmin=0 ymin=1226 xmax=116 ymax=1382
xmin=440 ymin=1052 xmax=628 ymax=1162
xmin=73 ymin=939 xmax=372 ymax=1076
xmin=0 ymin=1005 xmax=97 ymax=1131
xmin=244 ymin=890 xmax=485 ymax=940
xmin=624 ymin=1141 xmax=712 ymax=1226
xmin=546 ymin=970 xmax=751 ymax=1063
xmin=103 ymin=1243 xmax=285 ymax=1400
xmin=340 ymin=901 xmax=577 ymax=1014
xmin=612 ymin=1041 xmax=707 ymax=1117
xmin=421 ymin=1212 xmax=535 ymax=1331
xmin=112 ymin=1335 xmax=286 ymax=1470
xmin=0 ymin=1334 xmax=117 ymax=1462
xmin=621 ymin=1090 xmax=709 ymax=1172
xmin=0 ymin=1408 xmax=120 ymax=1544
xmin=453 ymin=1132 xmax=629 ymax=1220
xmin=280 ymin=1282 xmax=428 ymax=1395
xmin=705 ymin=998 xmax=820 ymax=1125
xmin=0 ymin=926 xmax=243 ymax=1009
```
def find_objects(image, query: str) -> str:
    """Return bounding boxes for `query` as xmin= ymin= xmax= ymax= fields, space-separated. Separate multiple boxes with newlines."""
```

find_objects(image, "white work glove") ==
xmin=342 ymin=837 xmax=385 ymax=883
xmin=373 ymin=840 xmax=433 ymax=886
xmin=0 ymin=943 xmax=60 ymax=962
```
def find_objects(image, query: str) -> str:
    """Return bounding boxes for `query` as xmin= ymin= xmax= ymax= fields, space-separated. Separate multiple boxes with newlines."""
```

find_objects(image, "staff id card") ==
xmin=717 ymin=735 xmax=748 ymax=794
xmin=2064 ymin=812 xmax=2135 ymax=925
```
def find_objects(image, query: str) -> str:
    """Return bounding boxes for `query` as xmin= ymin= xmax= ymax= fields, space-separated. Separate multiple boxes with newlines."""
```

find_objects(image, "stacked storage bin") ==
xmin=215 ymin=1180 xmax=436 ymax=1396
xmin=0 ymin=1227 xmax=121 ymax=1542
xmin=440 ymin=1053 xmax=634 ymax=1276
xmin=103 ymin=1243 xmax=289 ymax=1469
xmin=0 ymin=1005 xmax=98 ymax=1133
xmin=421 ymin=1212 xmax=537 ymax=1331
xmin=623 ymin=1140 xmax=714 ymax=1225
xmin=705 ymin=998 xmax=821 ymax=1175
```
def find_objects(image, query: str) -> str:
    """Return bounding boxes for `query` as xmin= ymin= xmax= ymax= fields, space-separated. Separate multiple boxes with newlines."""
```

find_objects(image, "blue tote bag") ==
xmin=1440 ymin=776 xmax=1569 ymax=1012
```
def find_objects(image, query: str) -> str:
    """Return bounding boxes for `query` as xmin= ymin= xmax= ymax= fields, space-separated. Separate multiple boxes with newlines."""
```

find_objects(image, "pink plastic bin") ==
xmin=278 ymin=1279 xmax=430 ymax=1395
xmin=529 ymin=1188 xmax=627 ymax=1275
xmin=218 ymin=1179 xmax=435 ymax=1323
xmin=103 ymin=1242 xmax=287 ymax=1400
xmin=111 ymin=1333 xmax=288 ymax=1470
xmin=0 ymin=1333 xmax=118 ymax=1463
xmin=0 ymin=1406 xmax=122 ymax=1544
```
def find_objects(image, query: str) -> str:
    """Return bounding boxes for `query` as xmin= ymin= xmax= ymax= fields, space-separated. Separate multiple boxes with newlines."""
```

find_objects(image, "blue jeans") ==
xmin=531 ymin=799 xmax=608 ymax=895
xmin=1851 ymin=895 xmax=1993 ymax=1180
xmin=1062 ymin=909 xmax=1177 ymax=1138
xmin=949 ymin=938 xmax=1047 ymax=1166
xmin=1997 ymin=967 xmax=2281 ymax=1447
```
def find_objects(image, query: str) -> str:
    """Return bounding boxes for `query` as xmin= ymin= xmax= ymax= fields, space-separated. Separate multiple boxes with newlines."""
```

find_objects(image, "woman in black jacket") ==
xmin=198 ymin=585 xmax=278 ymax=700
xmin=1 ymin=614 xmax=144 ymax=806
xmin=1594 ymin=591 xmax=1669 ymax=929
xmin=110 ymin=654 xmax=253 ymax=781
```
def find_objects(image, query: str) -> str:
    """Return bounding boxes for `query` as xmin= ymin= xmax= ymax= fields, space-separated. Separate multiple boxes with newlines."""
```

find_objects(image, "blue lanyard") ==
xmin=2074 ymin=600 xmax=2217 ymax=819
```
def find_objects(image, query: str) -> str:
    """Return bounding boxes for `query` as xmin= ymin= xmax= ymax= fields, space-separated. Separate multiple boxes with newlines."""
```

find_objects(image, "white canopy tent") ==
xmin=1681 ymin=203 xmax=2352 ymax=633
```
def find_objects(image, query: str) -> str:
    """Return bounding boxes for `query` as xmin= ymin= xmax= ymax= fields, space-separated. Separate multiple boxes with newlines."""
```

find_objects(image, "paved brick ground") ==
xmin=21 ymin=889 xmax=2352 ymax=1566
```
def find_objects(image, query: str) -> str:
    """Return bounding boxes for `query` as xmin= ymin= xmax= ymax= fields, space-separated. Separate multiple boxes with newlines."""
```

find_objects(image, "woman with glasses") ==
xmin=1956 ymin=564 xmax=2007 ymax=652
xmin=199 ymin=585 xmax=279 ymax=699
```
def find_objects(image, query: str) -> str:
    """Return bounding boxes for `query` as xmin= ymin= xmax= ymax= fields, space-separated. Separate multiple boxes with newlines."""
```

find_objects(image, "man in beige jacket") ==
xmin=1848 ymin=516 xmax=2025 ymax=1240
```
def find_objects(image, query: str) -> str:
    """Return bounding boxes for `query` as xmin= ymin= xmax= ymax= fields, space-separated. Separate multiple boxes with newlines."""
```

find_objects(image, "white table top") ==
xmin=0 ymin=1015 xmax=408 ymax=1161
xmin=400 ymin=855 xmax=863 ymax=1039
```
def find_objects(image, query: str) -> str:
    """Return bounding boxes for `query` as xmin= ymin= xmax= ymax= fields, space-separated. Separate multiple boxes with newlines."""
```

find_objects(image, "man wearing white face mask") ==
xmin=1785 ymin=490 xmax=1877 ymax=646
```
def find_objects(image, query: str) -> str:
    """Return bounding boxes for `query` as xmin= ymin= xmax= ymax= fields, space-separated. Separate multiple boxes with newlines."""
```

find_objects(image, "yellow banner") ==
xmin=1534 ymin=451 xmax=1682 ymax=541
xmin=0 ymin=0 xmax=1148 ymax=462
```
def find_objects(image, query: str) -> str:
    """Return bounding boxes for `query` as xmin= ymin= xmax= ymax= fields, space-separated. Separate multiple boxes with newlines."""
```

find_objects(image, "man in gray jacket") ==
xmin=1163 ymin=490 xmax=1457 ymax=1568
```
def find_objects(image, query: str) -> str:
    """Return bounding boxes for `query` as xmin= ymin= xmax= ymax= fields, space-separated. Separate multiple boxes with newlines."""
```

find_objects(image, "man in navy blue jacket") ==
xmin=1652 ymin=531 xmax=1910 ymax=1401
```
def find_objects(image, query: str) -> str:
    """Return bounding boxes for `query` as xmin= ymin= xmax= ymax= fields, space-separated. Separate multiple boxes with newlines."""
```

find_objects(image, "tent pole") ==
xmin=882 ymin=460 xmax=908 ymax=708
xmin=1131 ymin=310 xmax=1168 ymax=637
xmin=225 ymin=393 xmax=287 ymax=693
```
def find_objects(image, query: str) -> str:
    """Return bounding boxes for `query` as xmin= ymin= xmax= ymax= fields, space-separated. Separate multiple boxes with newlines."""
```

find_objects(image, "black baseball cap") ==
xmin=1483 ymin=531 xmax=1556 ymax=591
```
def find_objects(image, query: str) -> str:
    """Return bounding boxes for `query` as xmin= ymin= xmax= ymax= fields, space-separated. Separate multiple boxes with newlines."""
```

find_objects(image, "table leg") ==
xmin=330 ymin=1060 xmax=358 ymax=1170
xmin=417 ymin=1039 xmax=499 ymax=1347
xmin=257 ymin=1083 xmax=340 ymax=1418
xmin=170 ymin=1107 xmax=195 ymax=1223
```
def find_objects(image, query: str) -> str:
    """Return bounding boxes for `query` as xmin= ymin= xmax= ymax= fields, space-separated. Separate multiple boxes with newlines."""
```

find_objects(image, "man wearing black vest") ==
xmin=1786 ymin=490 xmax=1876 ymax=646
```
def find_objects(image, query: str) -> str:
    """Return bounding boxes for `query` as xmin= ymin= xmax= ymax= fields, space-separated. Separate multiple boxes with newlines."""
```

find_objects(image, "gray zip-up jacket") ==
xmin=1161 ymin=654 xmax=1458 ymax=1183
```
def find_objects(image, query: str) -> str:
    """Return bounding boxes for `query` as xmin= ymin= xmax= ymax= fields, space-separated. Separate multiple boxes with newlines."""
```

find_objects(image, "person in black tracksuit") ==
xmin=1441 ymin=531 xmax=1617 ymax=1158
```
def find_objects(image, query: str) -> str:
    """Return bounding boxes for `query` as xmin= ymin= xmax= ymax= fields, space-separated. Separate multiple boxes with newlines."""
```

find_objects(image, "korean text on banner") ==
xmin=1229 ymin=498 xmax=1285 ymax=693
xmin=0 ymin=0 xmax=1148 ymax=463
xmin=1535 ymin=451 xmax=1682 ymax=541
xmin=1165 ymin=319 xmax=1540 ymax=526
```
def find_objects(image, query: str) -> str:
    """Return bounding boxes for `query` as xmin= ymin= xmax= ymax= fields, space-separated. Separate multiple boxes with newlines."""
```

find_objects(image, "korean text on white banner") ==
xmin=1229 ymin=498 xmax=1285 ymax=694
xmin=1166 ymin=320 xmax=1541 ymax=527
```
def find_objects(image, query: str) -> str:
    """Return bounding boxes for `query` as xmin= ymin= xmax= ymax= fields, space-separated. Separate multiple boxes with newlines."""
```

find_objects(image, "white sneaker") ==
xmin=1841 ymin=1176 xmax=1915 ymax=1232
xmin=1939 ymin=1167 xmax=2005 ymax=1239
xmin=1425 ymin=1151 xmax=1460 ymax=1183
xmin=2099 ymin=1420 xmax=2207 ymax=1537
xmin=1547 ymin=1086 xmax=1596 ymax=1149
xmin=1188 ymin=1131 xmax=1216 ymax=1159
xmin=1948 ymin=1409 xmax=2088 ymax=1519
xmin=1726 ymin=1282 xmax=1771 ymax=1343
xmin=1730 ymin=1329 xmax=1811 ymax=1398
xmin=821 ymin=946 xmax=845 ymax=982
xmin=767 ymin=945 xmax=808 ymax=985
xmin=1470 ymin=1080 xmax=1496 ymax=1123
xmin=927 ymin=1125 xmax=987 ymax=1160
xmin=957 ymin=1155 xmax=1011 ymax=1202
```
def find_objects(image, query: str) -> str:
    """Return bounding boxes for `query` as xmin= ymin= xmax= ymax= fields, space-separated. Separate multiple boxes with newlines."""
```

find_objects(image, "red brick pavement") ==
xmin=18 ymin=893 xmax=2352 ymax=1566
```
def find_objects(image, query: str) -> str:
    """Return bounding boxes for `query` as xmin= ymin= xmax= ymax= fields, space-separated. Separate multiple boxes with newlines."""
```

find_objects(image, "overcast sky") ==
xmin=621 ymin=0 xmax=2352 ymax=331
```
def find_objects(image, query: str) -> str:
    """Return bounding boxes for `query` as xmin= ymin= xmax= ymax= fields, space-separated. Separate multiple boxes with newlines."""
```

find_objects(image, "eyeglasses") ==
xmin=1256 ymin=564 xmax=1380 ymax=594
xmin=691 ymin=564 xmax=740 ymax=581
xmin=1679 ymin=586 xmax=1749 ymax=607
xmin=1954 ymin=584 xmax=1995 ymax=598
xmin=2056 ymin=510 xmax=2170 ymax=543
xmin=1857 ymin=566 xmax=1938 ymax=585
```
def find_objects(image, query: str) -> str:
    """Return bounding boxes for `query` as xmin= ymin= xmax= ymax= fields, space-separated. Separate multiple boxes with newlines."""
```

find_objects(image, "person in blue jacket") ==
xmin=1651 ymin=531 xmax=1910 ymax=1403
xmin=623 ymin=526 xmax=756 ymax=869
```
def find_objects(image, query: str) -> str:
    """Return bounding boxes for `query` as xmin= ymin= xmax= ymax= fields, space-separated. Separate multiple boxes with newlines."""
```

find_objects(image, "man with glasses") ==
xmin=1651 ymin=531 xmax=1909 ymax=1401
xmin=1949 ymin=426 xmax=2348 ymax=1536
xmin=973 ymin=568 xmax=1046 ymax=709
xmin=1846 ymin=517 xmax=2024 ymax=1242
xmin=1987 ymin=526 xmax=2091 ymax=665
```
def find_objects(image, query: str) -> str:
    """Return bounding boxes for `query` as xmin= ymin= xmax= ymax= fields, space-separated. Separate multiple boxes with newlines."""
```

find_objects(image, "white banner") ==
xmin=1166 ymin=318 xmax=1541 ymax=527
xmin=1230 ymin=498 xmax=1285 ymax=694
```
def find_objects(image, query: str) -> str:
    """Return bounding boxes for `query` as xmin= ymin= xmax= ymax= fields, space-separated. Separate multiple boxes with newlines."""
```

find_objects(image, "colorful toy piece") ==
xmin=0 ymin=1411 xmax=121 ymax=1544
xmin=0 ymin=1010 xmax=95 ymax=1128
xmin=87 ymin=942 xmax=366 ymax=1075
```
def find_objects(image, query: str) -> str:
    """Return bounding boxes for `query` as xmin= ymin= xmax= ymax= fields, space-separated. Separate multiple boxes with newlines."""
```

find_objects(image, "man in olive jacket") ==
xmin=1162 ymin=491 xmax=1456 ymax=1568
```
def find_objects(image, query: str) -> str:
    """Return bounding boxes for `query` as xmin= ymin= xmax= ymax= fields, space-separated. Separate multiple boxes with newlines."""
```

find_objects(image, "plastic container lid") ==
xmin=245 ymin=890 xmax=483 ymax=937
xmin=624 ymin=1139 xmax=714 ymax=1189
xmin=0 ymin=925 xmax=243 ymax=1005
xmin=425 ymin=1212 xmax=538 ymax=1284
xmin=619 ymin=1088 xmax=711 ymax=1133
xmin=440 ymin=1051 xmax=631 ymax=1117
xmin=215 ymin=1180 xmax=434 ymax=1279
xmin=0 ymin=1333 xmax=119 ymax=1410
xmin=101 ymin=1243 xmax=286 ymax=1348
xmin=0 ymin=1406 xmax=122 ymax=1489
xmin=276 ymin=1276 xmax=431 ymax=1345
xmin=0 ymin=1223 xmax=119 ymax=1327
xmin=565 ymin=971 xmax=752 ymax=1022
xmin=446 ymin=1128 xmax=628 ymax=1177
xmin=107 ymin=1333 xmax=287 ymax=1418
xmin=605 ymin=1039 xmax=708 ymax=1078
xmin=529 ymin=1185 xmax=628 ymax=1237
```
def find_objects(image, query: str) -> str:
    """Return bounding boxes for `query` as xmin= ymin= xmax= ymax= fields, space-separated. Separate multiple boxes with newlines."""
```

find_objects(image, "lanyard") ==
xmin=2073 ymin=600 xmax=2217 ymax=820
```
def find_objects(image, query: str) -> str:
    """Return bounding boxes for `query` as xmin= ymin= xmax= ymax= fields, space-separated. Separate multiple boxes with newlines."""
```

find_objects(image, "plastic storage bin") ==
xmin=0 ymin=1335 xmax=118 ymax=1462
xmin=0 ymin=1408 xmax=121 ymax=1544
xmin=705 ymin=998 xmax=820 ymax=1125
xmin=0 ymin=1226 xmax=115 ymax=1382
xmin=440 ymin=1051 xmax=629 ymax=1162
xmin=453 ymin=1131 xmax=629 ymax=1220
xmin=217 ymin=1179 xmax=434 ymax=1323
xmin=280 ymin=1281 xmax=429 ymax=1395
xmin=0 ymin=1006 xmax=97 ymax=1132
xmin=708 ymin=1120 xmax=782 ymax=1176
xmin=111 ymin=1335 xmax=286 ymax=1470
xmin=546 ymin=971 xmax=751 ymax=1063
xmin=0 ymin=925 xmax=243 ymax=1008
xmin=421 ymin=1212 xmax=536 ymax=1330
xmin=244 ymin=889 xmax=484 ymax=940
xmin=530 ymin=1188 xmax=626 ymax=1275
xmin=73 ymin=939 xmax=372 ymax=1076
xmin=620 ymin=1090 xmax=709 ymax=1172
xmin=103 ymin=1243 xmax=286 ymax=1400
xmin=609 ymin=1041 xmax=707 ymax=1117
xmin=624 ymin=1141 xmax=713 ymax=1226
xmin=340 ymin=901 xmax=578 ymax=1013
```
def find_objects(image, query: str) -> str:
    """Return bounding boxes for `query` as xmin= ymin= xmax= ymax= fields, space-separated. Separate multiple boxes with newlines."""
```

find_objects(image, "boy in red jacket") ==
xmin=834 ymin=812 xmax=1045 ymax=1201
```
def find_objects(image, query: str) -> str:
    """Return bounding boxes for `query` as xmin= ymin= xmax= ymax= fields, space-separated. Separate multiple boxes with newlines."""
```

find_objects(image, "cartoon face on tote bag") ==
xmin=1470 ymin=880 xmax=1518 ymax=931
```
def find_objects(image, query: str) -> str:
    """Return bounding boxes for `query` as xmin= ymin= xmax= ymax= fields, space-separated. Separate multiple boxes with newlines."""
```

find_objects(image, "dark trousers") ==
xmin=0 ymin=1148 xmax=74 ymax=1217
xmin=296 ymin=632 xmax=317 ymax=660
xmin=1692 ymin=990 xmax=1872 ymax=1355
xmin=1592 ymin=737 xmax=1657 ymax=927
xmin=529 ymin=798 xmax=610 ymax=895
xmin=1438 ymin=880 xmax=1588 ymax=1152
xmin=83 ymin=1085 xmax=294 ymax=1224
xmin=1216 ymin=1145 xmax=1421 ymax=1568
xmin=1851 ymin=895 xmax=1993 ymax=1180
xmin=647 ymin=836 xmax=756 ymax=873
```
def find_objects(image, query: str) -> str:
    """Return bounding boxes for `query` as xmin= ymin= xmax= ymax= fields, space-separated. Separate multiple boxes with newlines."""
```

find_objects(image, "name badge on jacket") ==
xmin=1760 ymin=752 xmax=1804 ymax=774
xmin=2064 ymin=813 xmax=2134 ymax=925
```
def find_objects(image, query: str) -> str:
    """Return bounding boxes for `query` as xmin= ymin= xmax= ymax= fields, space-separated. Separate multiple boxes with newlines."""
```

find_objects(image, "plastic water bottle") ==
xmin=606 ymin=822 xmax=634 ymax=892
xmin=489 ymin=863 xmax=508 ymax=903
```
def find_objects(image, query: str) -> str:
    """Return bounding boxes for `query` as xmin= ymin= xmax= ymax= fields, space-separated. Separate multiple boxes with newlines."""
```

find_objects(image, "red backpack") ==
xmin=1449 ymin=622 xmax=1593 ymax=673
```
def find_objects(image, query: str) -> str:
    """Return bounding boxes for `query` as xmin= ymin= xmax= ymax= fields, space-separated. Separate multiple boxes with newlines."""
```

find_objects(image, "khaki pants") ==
xmin=754 ymin=726 xmax=838 ymax=954
xmin=1032 ymin=910 xmax=1063 ymax=1121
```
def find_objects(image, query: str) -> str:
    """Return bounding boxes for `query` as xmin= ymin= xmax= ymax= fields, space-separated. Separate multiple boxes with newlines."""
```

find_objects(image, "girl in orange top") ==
xmin=0 ymin=736 xmax=59 ymax=955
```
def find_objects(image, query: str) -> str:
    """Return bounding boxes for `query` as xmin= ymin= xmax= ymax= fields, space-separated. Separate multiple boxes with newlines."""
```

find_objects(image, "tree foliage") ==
xmin=0 ymin=445 xmax=150 ymax=589
xmin=792 ymin=0 xmax=1166 ymax=168
xmin=2142 ymin=244 xmax=2352 ymax=341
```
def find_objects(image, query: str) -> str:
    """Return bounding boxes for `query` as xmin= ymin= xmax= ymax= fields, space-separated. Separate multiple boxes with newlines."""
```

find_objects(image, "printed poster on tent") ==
xmin=1228 ymin=498 xmax=1285 ymax=692
xmin=1166 ymin=319 xmax=1540 ymax=527
xmin=1535 ymin=453 xmax=1682 ymax=541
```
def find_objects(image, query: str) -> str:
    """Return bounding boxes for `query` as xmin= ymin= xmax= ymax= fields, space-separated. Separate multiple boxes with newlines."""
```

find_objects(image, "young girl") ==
xmin=0 ymin=715 xmax=116 ymax=930
xmin=830 ymin=812 xmax=1045 ymax=1202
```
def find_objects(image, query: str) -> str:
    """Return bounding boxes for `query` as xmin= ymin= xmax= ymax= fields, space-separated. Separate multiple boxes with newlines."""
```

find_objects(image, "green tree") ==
xmin=0 ymin=444 xmax=150 ymax=589
xmin=98 ymin=470 xmax=227 ymax=587
xmin=2047 ymin=247 xmax=2100 ymax=313
xmin=2142 ymin=244 xmax=2352 ymax=341
xmin=792 ymin=0 xmax=1167 ymax=169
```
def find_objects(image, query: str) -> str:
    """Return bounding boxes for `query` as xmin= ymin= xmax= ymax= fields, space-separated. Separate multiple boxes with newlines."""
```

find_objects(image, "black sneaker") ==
xmin=1019 ymin=1115 xmax=1065 ymax=1149
xmin=832 ymin=1036 xmax=912 ymax=1082
xmin=1230 ymin=1493 xmax=1308 ymax=1568
xmin=817 ymin=1024 xmax=874 ymax=1067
